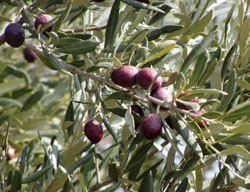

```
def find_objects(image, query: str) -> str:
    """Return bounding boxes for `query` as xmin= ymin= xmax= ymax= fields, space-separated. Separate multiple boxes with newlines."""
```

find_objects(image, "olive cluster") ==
xmin=3 ymin=14 xmax=54 ymax=62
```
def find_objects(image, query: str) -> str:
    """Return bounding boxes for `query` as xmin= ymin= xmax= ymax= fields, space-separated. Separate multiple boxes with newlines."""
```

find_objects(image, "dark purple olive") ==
xmin=84 ymin=120 xmax=103 ymax=144
xmin=151 ymin=87 xmax=169 ymax=110
xmin=4 ymin=23 xmax=25 ymax=48
xmin=23 ymin=47 xmax=37 ymax=62
xmin=34 ymin=14 xmax=54 ymax=34
xmin=111 ymin=65 xmax=139 ymax=87
xmin=136 ymin=68 xmax=162 ymax=90
xmin=141 ymin=114 xmax=162 ymax=140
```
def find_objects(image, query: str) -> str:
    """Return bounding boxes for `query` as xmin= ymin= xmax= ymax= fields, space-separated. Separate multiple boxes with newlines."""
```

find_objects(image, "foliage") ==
xmin=0 ymin=0 xmax=250 ymax=191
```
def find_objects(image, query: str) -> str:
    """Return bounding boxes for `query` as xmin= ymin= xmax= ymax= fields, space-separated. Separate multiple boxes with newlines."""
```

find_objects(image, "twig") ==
xmin=88 ymin=178 xmax=113 ymax=192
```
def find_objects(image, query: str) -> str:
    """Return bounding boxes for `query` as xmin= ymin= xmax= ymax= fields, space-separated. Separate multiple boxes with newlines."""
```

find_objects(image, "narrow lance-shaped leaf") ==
xmin=176 ymin=177 xmax=188 ymax=192
xmin=55 ymin=41 xmax=99 ymax=54
xmin=139 ymin=171 xmax=154 ymax=192
xmin=170 ymin=117 xmax=203 ymax=159
xmin=221 ymin=45 xmax=237 ymax=80
xmin=218 ymin=69 xmax=236 ymax=112
xmin=180 ymin=31 xmax=217 ymax=74
xmin=186 ymin=50 xmax=208 ymax=89
xmin=22 ymin=166 xmax=52 ymax=184
xmin=122 ymin=0 xmax=165 ymax=13
xmin=52 ymin=2 xmax=72 ymax=32
xmin=105 ymin=0 xmax=120 ymax=48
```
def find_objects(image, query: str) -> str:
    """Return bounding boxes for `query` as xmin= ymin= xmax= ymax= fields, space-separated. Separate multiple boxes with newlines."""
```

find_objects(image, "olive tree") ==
xmin=0 ymin=0 xmax=250 ymax=191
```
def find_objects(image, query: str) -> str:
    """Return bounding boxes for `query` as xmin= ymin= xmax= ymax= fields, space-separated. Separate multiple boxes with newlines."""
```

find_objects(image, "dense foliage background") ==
xmin=0 ymin=0 xmax=250 ymax=191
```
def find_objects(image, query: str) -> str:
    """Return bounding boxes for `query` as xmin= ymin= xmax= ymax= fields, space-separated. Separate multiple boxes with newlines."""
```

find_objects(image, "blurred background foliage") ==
xmin=0 ymin=0 xmax=250 ymax=191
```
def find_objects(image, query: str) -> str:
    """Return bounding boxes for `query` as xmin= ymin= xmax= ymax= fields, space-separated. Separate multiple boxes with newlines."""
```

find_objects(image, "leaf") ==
xmin=220 ymin=145 xmax=250 ymax=161
xmin=186 ymin=51 xmax=208 ymax=89
xmin=176 ymin=177 xmax=188 ymax=192
xmin=170 ymin=117 xmax=203 ymax=159
xmin=125 ymin=107 xmax=136 ymax=137
xmin=0 ymin=16 xmax=12 ymax=22
xmin=52 ymin=2 xmax=72 ymax=32
xmin=55 ymin=41 xmax=99 ymax=54
xmin=186 ymin=10 xmax=213 ymax=35
xmin=22 ymin=166 xmax=52 ymax=184
xmin=0 ymin=97 xmax=23 ymax=108
xmin=149 ymin=3 xmax=172 ymax=25
xmin=166 ymin=146 xmax=176 ymax=174
xmin=139 ymin=171 xmax=154 ymax=192
xmin=180 ymin=31 xmax=217 ymax=74
xmin=104 ymin=0 xmax=120 ymax=48
xmin=218 ymin=69 xmax=237 ymax=112
xmin=5 ymin=65 xmax=31 ymax=87
xmin=195 ymin=168 xmax=203 ymax=192
xmin=67 ymin=153 xmax=93 ymax=173
xmin=144 ymin=43 xmax=176 ymax=63
xmin=57 ymin=37 xmax=83 ymax=47
xmin=237 ymin=79 xmax=250 ymax=90
xmin=220 ymin=45 xmax=237 ymax=80
xmin=0 ymin=79 xmax=26 ymax=96
xmin=22 ymin=88 xmax=44 ymax=111
xmin=10 ymin=170 xmax=22 ymax=192
xmin=239 ymin=17 xmax=250 ymax=53
xmin=101 ymin=113 xmax=119 ymax=145
xmin=136 ymin=159 xmax=163 ymax=181
xmin=108 ymin=162 xmax=119 ymax=182
xmin=147 ymin=25 xmax=182 ymax=41
xmin=229 ymin=123 xmax=250 ymax=134
xmin=122 ymin=0 xmax=165 ymax=13
xmin=125 ymin=142 xmax=153 ymax=173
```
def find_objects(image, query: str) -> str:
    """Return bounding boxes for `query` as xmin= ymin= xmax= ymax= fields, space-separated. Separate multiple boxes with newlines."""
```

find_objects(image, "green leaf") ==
xmin=108 ymin=162 xmax=119 ymax=182
xmin=5 ymin=65 xmax=31 ymax=87
xmin=144 ymin=43 xmax=176 ymax=63
xmin=52 ymin=2 xmax=72 ymax=32
xmin=147 ymin=25 xmax=182 ymax=41
xmin=55 ymin=41 xmax=99 ymax=54
xmin=0 ymin=79 xmax=26 ymax=96
xmin=10 ymin=170 xmax=22 ymax=192
xmin=67 ymin=153 xmax=93 ymax=173
xmin=218 ymin=69 xmax=237 ymax=112
xmin=125 ymin=142 xmax=153 ymax=173
xmin=22 ymin=88 xmax=44 ymax=111
xmin=125 ymin=107 xmax=136 ymax=137
xmin=136 ymin=159 xmax=163 ymax=181
xmin=186 ymin=51 xmax=208 ymax=89
xmin=239 ymin=17 xmax=250 ymax=53
xmin=220 ymin=145 xmax=250 ymax=161
xmin=186 ymin=10 xmax=213 ymax=35
xmin=139 ymin=171 xmax=154 ymax=192
xmin=176 ymin=177 xmax=188 ymax=192
xmin=122 ymin=0 xmax=165 ymax=13
xmin=170 ymin=117 xmax=203 ymax=159
xmin=149 ymin=3 xmax=172 ymax=25
xmin=180 ymin=31 xmax=217 ymax=74
xmin=220 ymin=45 xmax=237 ymax=80
xmin=195 ymin=168 xmax=203 ymax=192
xmin=237 ymin=79 xmax=250 ymax=90
xmin=57 ymin=37 xmax=83 ymax=47
xmin=22 ymin=166 xmax=52 ymax=184
xmin=0 ymin=97 xmax=23 ymax=108
xmin=101 ymin=113 xmax=119 ymax=145
xmin=105 ymin=0 xmax=120 ymax=48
